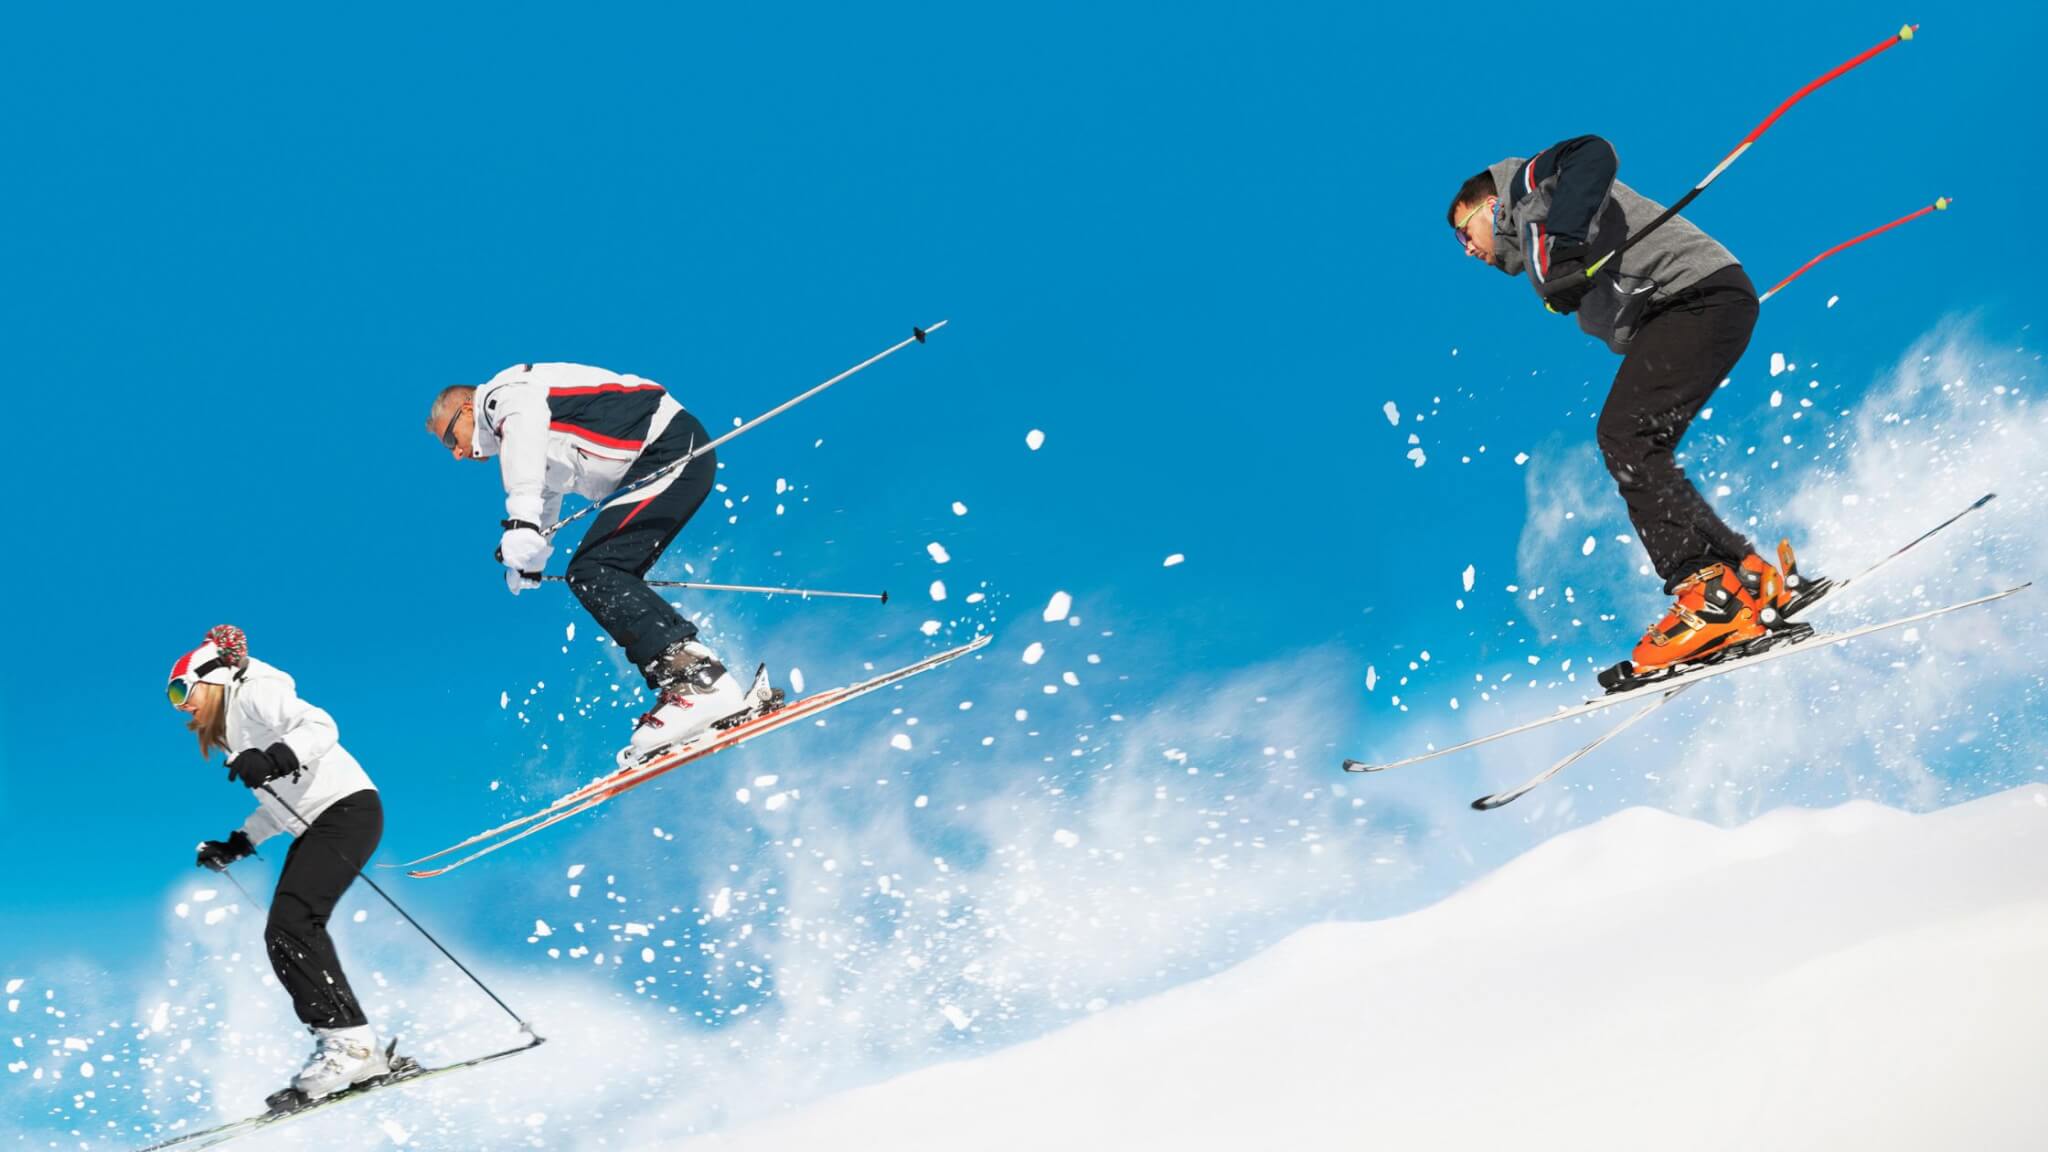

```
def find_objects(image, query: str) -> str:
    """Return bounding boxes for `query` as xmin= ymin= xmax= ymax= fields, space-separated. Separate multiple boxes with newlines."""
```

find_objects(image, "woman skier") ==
xmin=169 ymin=624 xmax=389 ymax=1108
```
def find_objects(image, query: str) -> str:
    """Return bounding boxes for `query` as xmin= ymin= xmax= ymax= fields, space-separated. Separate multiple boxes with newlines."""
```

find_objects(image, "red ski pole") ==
xmin=1578 ymin=24 xmax=1921 ymax=281
xmin=1758 ymin=197 xmax=1951 ymax=302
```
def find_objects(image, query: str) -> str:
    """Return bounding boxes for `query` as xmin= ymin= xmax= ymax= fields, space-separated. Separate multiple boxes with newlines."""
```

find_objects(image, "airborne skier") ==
xmin=1446 ymin=136 xmax=1814 ymax=684
xmin=168 ymin=625 xmax=388 ymax=1105
xmin=426 ymin=362 xmax=771 ymax=765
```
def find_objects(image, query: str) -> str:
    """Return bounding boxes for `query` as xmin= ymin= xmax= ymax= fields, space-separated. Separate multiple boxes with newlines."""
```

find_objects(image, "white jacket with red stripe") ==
xmin=469 ymin=362 xmax=686 ymax=526
xmin=225 ymin=659 xmax=377 ymax=845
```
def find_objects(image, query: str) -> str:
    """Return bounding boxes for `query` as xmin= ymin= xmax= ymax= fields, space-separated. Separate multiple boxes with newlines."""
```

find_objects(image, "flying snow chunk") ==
xmin=1042 ymin=591 xmax=1072 ymax=621
xmin=1770 ymin=352 xmax=1786 ymax=377
xmin=1382 ymin=401 xmax=1401 ymax=426
xmin=533 ymin=919 xmax=553 ymax=938
xmin=1407 ymin=447 xmax=1427 ymax=468
xmin=789 ymin=667 xmax=805 ymax=694
xmin=1022 ymin=642 xmax=1046 ymax=666
xmin=940 ymin=1004 xmax=974 ymax=1030
xmin=567 ymin=864 xmax=586 ymax=879
xmin=890 ymin=733 xmax=913 ymax=751
xmin=565 ymin=622 xmax=575 ymax=642
xmin=1581 ymin=536 xmax=1597 ymax=556
xmin=711 ymin=888 xmax=732 ymax=918
xmin=1770 ymin=390 xmax=1783 ymax=407
xmin=920 ymin=620 xmax=942 ymax=636
xmin=1163 ymin=553 xmax=1185 ymax=568
xmin=926 ymin=542 xmax=951 ymax=564
xmin=1365 ymin=666 xmax=1378 ymax=692
xmin=1461 ymin=564 xmax=1475 ymax=592
xmin=951 ymin=501 xmax=968 ymax=516
xmin=1053 ymin=828 xmax=1080 ymax=848
xmin=1827 ymin=295 xmax=1840 ymax=308
xmin=1514 ymin=452 xmax=1529 ymax=465
xmin=499 ymin=691 xmax=508 ymax=710
xmin=1025 ymin=429 xmax=1046 ymax=451
xmin=930 ymin=581 xmax=947 ymax=602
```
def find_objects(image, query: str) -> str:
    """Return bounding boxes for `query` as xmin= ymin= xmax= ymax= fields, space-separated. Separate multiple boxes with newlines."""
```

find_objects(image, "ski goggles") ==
xmin=166 ymin=656 xmax=230 ymax=708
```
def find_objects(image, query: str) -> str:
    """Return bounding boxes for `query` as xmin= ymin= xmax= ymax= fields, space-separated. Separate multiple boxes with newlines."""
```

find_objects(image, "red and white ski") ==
xmin=400 ymin=633 xmax=990 ymax=878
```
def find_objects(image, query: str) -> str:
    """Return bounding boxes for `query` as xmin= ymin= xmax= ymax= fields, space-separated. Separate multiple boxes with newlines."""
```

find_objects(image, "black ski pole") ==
xmin=540 ymin=321 xmax=947 ymax=540
xmin=255 ymin=784 xmax=538 ymax=1039
xmin=530 ymin=573 xmax=888 ymax=602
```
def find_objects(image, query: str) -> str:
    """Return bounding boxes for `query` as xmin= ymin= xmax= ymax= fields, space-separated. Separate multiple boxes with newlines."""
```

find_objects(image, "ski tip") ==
xmin=1470 ymin=796 xmax=1499 ymax=811
xmin=880 ymin=589 xmax=890 ymax=605
xmin=1340 ymin=759 xmax=1376 ymax=773
xmin=1971 ymin=491 xmax=1994 ymax=507
xmin=913 ymin=326 xmax=926 ymax=343
xmin=1899 ymin=23 xmax=1916 ymax=41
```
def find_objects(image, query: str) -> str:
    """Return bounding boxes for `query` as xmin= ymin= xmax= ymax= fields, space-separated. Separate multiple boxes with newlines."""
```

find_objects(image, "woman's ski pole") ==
xmin=256 ymin=785 xmax=538 ymax=1038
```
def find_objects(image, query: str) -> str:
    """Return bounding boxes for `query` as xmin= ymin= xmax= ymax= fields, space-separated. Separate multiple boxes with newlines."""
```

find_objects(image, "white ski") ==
xmin=401 ymin=633 xmax=991 ymax=878
xmin=1463 ymin=493 xmax=2000 ymax=808
xmin=1342 ymin=584 xmax=2027 ymax=775
xmin=129 ymin=1033 xmax=543 ymax=1151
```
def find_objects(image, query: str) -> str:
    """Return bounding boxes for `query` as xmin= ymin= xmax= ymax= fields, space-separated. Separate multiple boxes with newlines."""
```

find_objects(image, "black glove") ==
xmin=1540 ymin=242 xmax=1597 ymax=315
xmin=226 ymin=742 xmax=301 ymax=789
xmin=196 ymin=830 xmax=255 ymax=871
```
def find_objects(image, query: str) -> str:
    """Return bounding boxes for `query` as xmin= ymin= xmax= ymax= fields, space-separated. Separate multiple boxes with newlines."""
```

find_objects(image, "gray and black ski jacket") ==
xmin=1488 ymin=136 xmax=1739 ymax=354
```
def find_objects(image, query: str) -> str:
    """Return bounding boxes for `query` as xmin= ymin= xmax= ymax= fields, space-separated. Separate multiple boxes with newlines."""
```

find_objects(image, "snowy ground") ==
xmin=682 ymin=784 xmax=2048 ymax=1152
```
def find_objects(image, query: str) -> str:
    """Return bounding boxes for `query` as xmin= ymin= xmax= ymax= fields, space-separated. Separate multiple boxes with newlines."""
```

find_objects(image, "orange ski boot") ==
xmin=1599 ymin=553 xmax=1792 ymax=691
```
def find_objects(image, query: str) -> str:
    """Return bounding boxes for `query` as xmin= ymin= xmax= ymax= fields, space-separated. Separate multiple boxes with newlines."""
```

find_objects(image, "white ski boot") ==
xmin=286 ymin=1023 xmax=388 ymax=1102
xmin=618 ymin=641 xmax=761 ymax=767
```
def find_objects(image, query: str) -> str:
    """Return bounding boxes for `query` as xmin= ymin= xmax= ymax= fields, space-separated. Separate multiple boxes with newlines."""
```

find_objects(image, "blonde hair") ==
xmin=184 ymin=681 xmax=230 ymax=760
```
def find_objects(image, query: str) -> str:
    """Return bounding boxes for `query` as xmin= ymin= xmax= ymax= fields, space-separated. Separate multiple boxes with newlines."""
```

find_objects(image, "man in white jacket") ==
xmin=426 ymin=363 xmax=760 ymax=764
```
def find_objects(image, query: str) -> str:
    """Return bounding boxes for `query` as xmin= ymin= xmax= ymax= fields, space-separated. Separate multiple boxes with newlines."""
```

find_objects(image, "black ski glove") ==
xmin=196 ymin=830 xmax=255 ymax=871
xmin=1540 ymin=243 xmax=1597 ymax=315
xmin=227 ymin=742 xmax=301 ymax=789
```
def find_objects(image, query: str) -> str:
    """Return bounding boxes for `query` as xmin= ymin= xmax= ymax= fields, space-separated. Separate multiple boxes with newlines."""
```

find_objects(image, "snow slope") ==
xmin=684 ymin=784 xmax=2048 ymax=1152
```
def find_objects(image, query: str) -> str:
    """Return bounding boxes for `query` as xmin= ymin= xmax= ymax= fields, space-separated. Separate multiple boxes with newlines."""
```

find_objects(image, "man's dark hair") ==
xmin=1446 ymin=169 xmax=1497 ymax=228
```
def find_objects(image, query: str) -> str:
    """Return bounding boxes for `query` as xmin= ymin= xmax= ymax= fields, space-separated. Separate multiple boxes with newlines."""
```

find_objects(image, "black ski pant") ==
xmin=1597 ymin=264 xmax=1760 ymax=592
xmin=565 ymin=408 xmax=719 ymax=680
xmin=267 ymin=788 xmax=381 ymax=1031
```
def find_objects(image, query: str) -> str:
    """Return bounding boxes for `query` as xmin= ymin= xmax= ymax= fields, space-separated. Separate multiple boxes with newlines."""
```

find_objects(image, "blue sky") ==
xmin=3 ymin=1 xmax=2044 ymax=1144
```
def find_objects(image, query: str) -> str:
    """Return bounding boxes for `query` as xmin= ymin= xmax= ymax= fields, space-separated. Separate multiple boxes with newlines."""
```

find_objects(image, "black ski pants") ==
xmin=565 ymin=409 xmax=719 ymax=679
xmin=1597 ymin=264 xmax=1760 ymax=591
xmin=267 ymin=789 xmax=381 ymax=1030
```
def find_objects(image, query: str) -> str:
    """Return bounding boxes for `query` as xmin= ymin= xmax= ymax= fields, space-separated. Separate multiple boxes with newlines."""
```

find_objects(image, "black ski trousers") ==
xmin=565 ymin=408 xmax=719 ymax=678
xmin=267 ymin=789 xmax=381 ymax=1030
xmin=1597 ymin=264 xmax=1760 ymax=591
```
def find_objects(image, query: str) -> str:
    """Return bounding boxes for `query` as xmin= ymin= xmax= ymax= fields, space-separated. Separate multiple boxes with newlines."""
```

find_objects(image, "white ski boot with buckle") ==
xmin=618 ymin=640 xmax=760 ymax=768
xmin=282 ymin=1023 xmax=389 ymax=1104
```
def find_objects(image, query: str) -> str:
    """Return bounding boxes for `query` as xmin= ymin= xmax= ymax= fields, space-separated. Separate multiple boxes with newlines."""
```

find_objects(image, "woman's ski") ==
xmin=129 ymin=1033 xmax=544 ymax=1151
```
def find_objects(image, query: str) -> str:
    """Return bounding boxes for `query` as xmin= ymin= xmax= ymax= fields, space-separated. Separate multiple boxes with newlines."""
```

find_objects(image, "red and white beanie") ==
xmin=168 ymin=624 xmax=250 ymax=690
